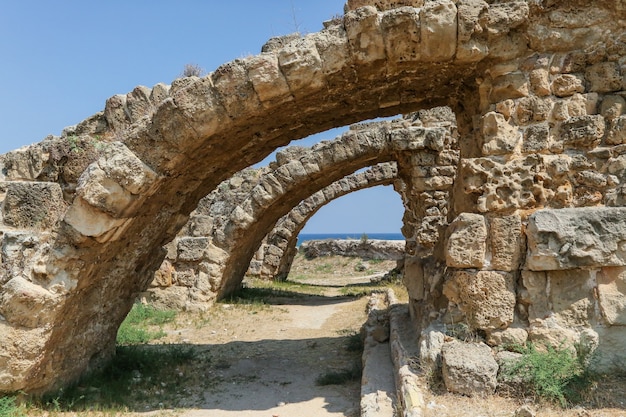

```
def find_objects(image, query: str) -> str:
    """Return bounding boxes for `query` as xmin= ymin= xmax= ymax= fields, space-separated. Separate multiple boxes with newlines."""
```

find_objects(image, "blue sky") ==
xmin=0 ymin=1 xmax=403 ymax=234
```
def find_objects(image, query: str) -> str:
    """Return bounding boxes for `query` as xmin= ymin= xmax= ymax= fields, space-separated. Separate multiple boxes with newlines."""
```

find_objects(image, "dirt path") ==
xmin=159 ymin=293 xmax=368 ymax=417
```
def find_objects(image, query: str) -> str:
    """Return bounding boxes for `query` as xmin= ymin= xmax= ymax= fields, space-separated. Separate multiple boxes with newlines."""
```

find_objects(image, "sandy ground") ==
xmin=25 ymin=255 xmax=626 ymax=417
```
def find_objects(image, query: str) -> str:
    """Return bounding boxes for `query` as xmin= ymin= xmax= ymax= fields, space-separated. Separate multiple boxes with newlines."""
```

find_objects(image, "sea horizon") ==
xmin=297 ymin=232 xmax=404 ymax=246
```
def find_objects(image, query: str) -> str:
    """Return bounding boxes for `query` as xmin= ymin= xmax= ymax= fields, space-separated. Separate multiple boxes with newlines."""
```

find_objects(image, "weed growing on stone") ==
xmin=499 ymin=343 xmax=592 ymax=407
xmin=0 ymin=396 xmax=26 ymax=417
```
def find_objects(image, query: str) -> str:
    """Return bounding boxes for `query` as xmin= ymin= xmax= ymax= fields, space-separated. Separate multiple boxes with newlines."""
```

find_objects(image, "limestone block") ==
xmin=76 ymin=165 xmax=134 ymax=218
xmin=441 ymin=340 xmax=498 ymax=396
xmin=247 ymin=53 xmax=292 ymax=104
xmin=597 ymin=267 xmax=626 ymax=325
xmin=1 ymin=146 xmax=47 ymax=181
xmin=590 ymin=326 xmax=626 ymax=372
xmin=560 ymin=115 xmax=605 ymax=149
xmin=446 ymin=213 xmax=486 ymax=269
xmin=211 ymin=59 xmax=261 ymax=117
xmin=314 ymin=26 xmax=351 ymax=78
xmin=480 ymin=111 xmax=521 ymax=156
xmin=606 ymin=115 xmax=626 ymax=145
xmin=64 ymin=197 xmax=126 ymax=240
xmin=528 ymin=25 xmax=603 ymax=53
xmin=125 ymin=85 xmax=152 ymax=123
xmin=485 ymin=1 xmax=528 ymax=35
xmin=2 ymin=182 xmax=66 ymax=230
xmin=403 ymin=256 xmax=424 ymax=300
xmin=522 ymin=123 xmax=549 ymax=153
xmin=420 ymin=0 xmax=457 ymax=62
xmin=551 ymin=74 xmax=585 ymax=97
xmin=418 ymin=324 xmax=445 ymax=373
xmin=548 ymin=269 xmax=594 ymax=327
xmin=152 ymin=260 xmax=174 ymax=287
xmin=177 ymin=237 xmax=209 ymax=262
xmin=277 ymin=36 xmax=325 ymax=97
xmin=490 ymin=214 xmax=524 ymax=271
xmin=529 ymin=68 xmax=551 ymax=96
xmin=0 ymin=277 xmax=57 ymax=328
xmin=586 ymin=62 xmax=622 ymax=93
xmin=381 ymin=7 xmax=421 ymax=71
xmin=443 ymin=270 xmax=515 ymax=330
xmin=520 ymin=270 xmax=549 ymax=321
xmin=527 ymin=318 xmax=578 ymax=352
xmin=103 ymin=94 xmax=130 ymax=132
xmin=490 ymin=72 xmax=529 ymax=103
xmin=600 ymin=95 xmax=625 ymax=121
xmin=516 ymin=96 xmax=553 ymax=124
xmin=456 ymin=0 xmax=489 ymax=63
xmin=486 ymin=327 xmax=528 ymax=347
xmin=526 ymin=207 xmax=626 ymax=270
xmin=345 ymin=6 xmax=386 ymax=66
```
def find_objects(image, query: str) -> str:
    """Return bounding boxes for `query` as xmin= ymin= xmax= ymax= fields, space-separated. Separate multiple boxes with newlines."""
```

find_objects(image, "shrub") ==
xmin=499 ymin=343 xmax=592 ymax=407
xmin=0 ymin=396 xmax=25 ymax=417
xmin=180 ymin=63 xmax=205 ymax=77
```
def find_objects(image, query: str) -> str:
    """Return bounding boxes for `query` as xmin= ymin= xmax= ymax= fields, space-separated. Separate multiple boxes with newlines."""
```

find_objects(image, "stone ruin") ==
xmin=0 ymin=0 xmax=625 ymax=399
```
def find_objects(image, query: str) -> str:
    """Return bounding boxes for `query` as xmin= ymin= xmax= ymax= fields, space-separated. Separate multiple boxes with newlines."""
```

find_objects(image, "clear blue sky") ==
xmin=0 ymin=1 xmax=403 ymax=234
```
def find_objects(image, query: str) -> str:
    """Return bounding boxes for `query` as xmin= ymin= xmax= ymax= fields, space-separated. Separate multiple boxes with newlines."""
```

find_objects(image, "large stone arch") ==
xmin=148 ymin=161 xmax=399 ymax=311
xmin=247 ymin=162 xmax=398 ymax=281
xmin=147 ymin=114 xmax=455 ymax=310
xmin=0 ymin=0 xmax=624 ymax=395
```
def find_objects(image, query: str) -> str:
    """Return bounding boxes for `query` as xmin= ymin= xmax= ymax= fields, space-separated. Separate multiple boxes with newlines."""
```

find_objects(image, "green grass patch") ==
xmin=500 ymin=343 xmax=593 ymax=407
xmin=38 ymin=344 xmax=196 ymax=411
xmin=0 ymin=396 xmax=26 ymax=417
xmin=116 ymin=304 xmax=176 ymax=345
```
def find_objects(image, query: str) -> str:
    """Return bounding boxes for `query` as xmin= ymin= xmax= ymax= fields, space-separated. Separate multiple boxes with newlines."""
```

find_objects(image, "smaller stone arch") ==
xmin=247 ymin=162 xmax=399 ymax=281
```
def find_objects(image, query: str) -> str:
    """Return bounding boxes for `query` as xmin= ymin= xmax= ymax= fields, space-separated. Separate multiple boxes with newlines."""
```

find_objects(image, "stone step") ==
xmin=360 ymin=292 xmax=397 ymax=417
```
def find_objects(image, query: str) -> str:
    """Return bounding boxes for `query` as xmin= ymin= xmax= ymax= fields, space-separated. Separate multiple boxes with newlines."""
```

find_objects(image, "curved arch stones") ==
xmin=0 ymin=0 xmax=625 ymax=394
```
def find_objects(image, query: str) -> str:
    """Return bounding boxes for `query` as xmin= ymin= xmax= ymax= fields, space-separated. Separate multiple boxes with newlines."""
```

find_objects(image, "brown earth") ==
xmin=25 ymin=254 xmax=626 ymax=417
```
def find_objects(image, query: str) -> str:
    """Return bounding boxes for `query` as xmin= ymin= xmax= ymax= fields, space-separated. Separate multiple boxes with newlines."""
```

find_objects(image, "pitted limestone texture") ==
xmin=0 ymin=0 xmax=625 ymax=396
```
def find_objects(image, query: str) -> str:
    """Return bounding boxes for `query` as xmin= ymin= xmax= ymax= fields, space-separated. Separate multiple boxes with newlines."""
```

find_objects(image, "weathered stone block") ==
xmin=345 ymin=6 xmax=386 ymax=66
xmin=597 ymin=267 xmax=626 ymax=325
xmin=177 ymin=237 xmax=209 ymax=262
xmin=490 ymin=214 xmax=523 ymax=271
xmin=606 ymin=115 xmax=626 ymax=145
xmin=522 ymin=123 xmax=549 ymax=153
xmin=0 ymin=277 xmax=57 ymax=328
xmin=560 ymin=115 xmax=605 ymax=149
xmin=443 ymin=270 xmax=516 ymax=330
xmin=247 ymin=53 xmax=292 ymax=104
xmin=2 ymin=182 xmax=66 ymax=230
xmin=586 ymin=62 xmax=622 ymax=93
xmin=548 ymin=269 xmax=594 ymax=327
xmin=446 ymin=213 xmax=487 ymax=269
xmin=420 ymin=0 xmax=457 ymax=62
xmin=481 ymin=111 xmax=521 ymax=156
xmin=526 ymin=207 xmax=626 ymax=270
xmin=551 ymin=74 xmax=585 ymax=97
xmin=277 ymin=36 xmax=325 ymax=96
xmin=403 ymin=256 xmax=424 ymax=300
xmin=520 ymin=270 xmax=549 ymax=320
xmin=442 ymin=340 xmax=498 ymax=396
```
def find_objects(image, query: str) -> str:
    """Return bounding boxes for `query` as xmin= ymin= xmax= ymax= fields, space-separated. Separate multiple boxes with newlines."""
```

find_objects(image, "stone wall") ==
xmin=0 ymin=0 xmax=625 ymax=396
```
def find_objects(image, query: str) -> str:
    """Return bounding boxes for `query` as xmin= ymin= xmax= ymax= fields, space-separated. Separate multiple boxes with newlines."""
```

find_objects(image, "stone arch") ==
xmin=0 ymin=0 xmax=624 ymax=395
xmin=247 ymin=162 xmax=398 ymax=281
xmin=147 ymin=114 xmax=455 ymax=310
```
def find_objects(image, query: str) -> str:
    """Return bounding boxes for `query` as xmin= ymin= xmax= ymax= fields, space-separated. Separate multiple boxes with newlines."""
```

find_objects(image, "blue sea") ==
xmin=297 ymin=232 xmax=404 ymax=246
